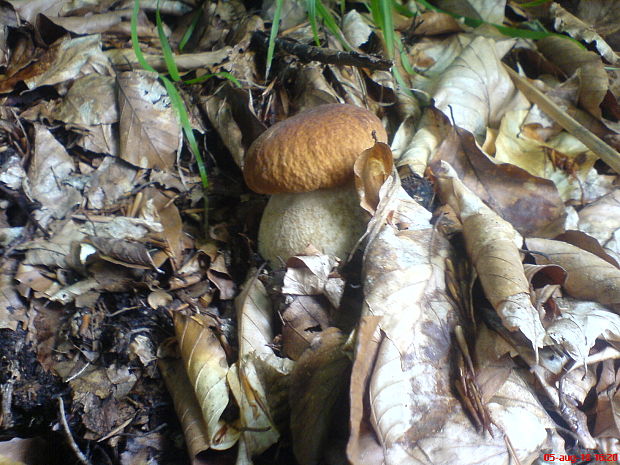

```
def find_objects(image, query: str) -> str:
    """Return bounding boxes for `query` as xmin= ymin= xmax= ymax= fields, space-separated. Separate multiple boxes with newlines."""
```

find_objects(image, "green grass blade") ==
xmin=315 ymin=0 xmax=351 ymax=50
xmin=306 ymin=0 xmax=321 ymax=46
xmin=380 ymin=0 xmax=394 ymax=59
xmin=161 ymin=76 xmax=208 ymax=189
xmin=519 ymin=0 xmax=552 ymax=7
xmin=265 ymin=0 xmax=283 ymax=78
xmin=179 ymin=7 xmax=202 ymax=52
xmin=156 ymin=0 xmax=181 ymax=81
xmin=131 ymin=0 xmax=157 ymax=73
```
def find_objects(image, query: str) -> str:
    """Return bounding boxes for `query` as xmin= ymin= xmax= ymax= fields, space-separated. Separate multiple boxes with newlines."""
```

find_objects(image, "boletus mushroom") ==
xmin=244 ymin=103 xmax=388 ymax=266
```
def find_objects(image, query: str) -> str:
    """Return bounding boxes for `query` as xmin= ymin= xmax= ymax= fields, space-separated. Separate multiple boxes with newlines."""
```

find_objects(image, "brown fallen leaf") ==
xmin=289 ymin=327 xmax=350 ymax=465
xmin=430 ymin=112 xmax=566 ymax=237
xmin=434 ymin=161 xmax=546 ymax=352
xmin=117 ymin=70 xmax=181 ymax=171
xmin=231 ymin=271 xmax=293 ymax=463
xmin=173 ymin=312 xmax=239 ymax=450
xmin=526 ymin=237 xmax=620 ymax=307
xmin=354 ymin=141 xmax=393 ymax=216
xmin=158 ymin=340 xmax=211 ymax=460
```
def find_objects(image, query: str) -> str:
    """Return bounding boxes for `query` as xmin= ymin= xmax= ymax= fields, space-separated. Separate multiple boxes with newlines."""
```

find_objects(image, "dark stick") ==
xmin=251 ymin=30 xmax=393 ymax=71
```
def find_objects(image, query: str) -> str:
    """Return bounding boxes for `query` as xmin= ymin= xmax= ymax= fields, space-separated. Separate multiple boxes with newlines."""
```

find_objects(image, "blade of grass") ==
xmin=156 ymin=0 xmax=181 ymax=81
xmin=161 ymin=76 xmax=209 ymax=189
xmin=131 ymin=0 xmax=157 ymax=73
xmin=265 ymin=0 xmax=283 ymax=78
xmin=306 ymin=0 xmax=321 ymax=47
xmin=519 ymin=0 xmax=552 ymax=7
xmin=315 ymin=0 xmax=351 ymax=50
xmin=179 ymin=7 xmax=202 ymax=52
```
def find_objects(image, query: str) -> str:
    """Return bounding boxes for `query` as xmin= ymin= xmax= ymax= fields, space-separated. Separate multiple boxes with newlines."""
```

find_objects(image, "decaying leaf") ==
xmin=158 ymin=341 xmax=211 ymax=460
xmin=431 ymin=115 xmax=566 ymax=237
xmin=431 ymin=36 xmax=528 ymax=139
xmin=433 ymin=161 xmax=545 ymax=352
xmin=230 ymin=271 xmax=293 ymax=463
xmin=290 ymin=327 xmax=350 ymax=465
xmin=353 ymin=167 xmax=555 ymax=464
xmin=354 ymin=142 xmax=393 ymax=216
xmin=526 ymin=237 xmax=620 ymax=307
xmin=117 ymin=71 xmax=181 ymax=171
xmin=173 ymin=312 xmax=239 ymax=450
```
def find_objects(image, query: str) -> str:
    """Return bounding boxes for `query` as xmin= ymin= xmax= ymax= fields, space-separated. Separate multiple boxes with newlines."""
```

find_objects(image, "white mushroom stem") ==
xmin=258 ymin=183 xmax=367 ymax=267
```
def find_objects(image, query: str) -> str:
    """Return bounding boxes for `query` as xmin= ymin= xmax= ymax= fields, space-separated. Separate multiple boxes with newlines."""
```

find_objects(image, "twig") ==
xmin=251 ymin=30 xmax=392 ymax=71
xmin=58 ymin=397 xmax=93 ymax=465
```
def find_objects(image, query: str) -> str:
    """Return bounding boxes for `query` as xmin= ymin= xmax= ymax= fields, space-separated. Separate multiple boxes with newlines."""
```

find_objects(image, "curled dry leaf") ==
xmin=282 ymin=251 xmax=345 ymax=309
xmin=433 ymin=161 xmax=545 ymax=352
xmin=352 ymin=171 xmax=554 ymax=464
xmin=431 ymin=36 xmax=528 ymax=139
xmin=526 ymin=238 xmax=620 ymax=307
xmin=537 ymin=36 xmax=609 ymax=119
xmin=173 ymin=312 xmax=239 ymax=450
xmin=354 ymin=141 xmax=393 ymax=216
xmin=431 ymin=114 xmax=566 ymax=237
xmin=158 ymin=341 xmax=211 ymax=459
xmin=87 ymin=236 xmax=159 ymax=270
xmin=546 ymin=297 xmax=620 ymax=368
xmin=230 ymin=271 xmax=293 ymax=462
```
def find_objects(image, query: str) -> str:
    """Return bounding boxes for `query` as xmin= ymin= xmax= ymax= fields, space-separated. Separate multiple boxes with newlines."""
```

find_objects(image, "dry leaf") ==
xmin=431 ymin=115 xmax=566 ymax=237
xmin=174 ymin=312 xmax=239 ymax=450
xmin=431 ymin=36 xmax=528 ymax=139
xmin=158 ymin=341 xmax=211 ymax=459
xmin=290 ymin=327 xmax=349 ymax=465
xmin=117 ymin=71 xmax=181 ymax=170
xmin=231 ymin=272 xmax=293 ymax=462
xmin=433 ymin=161 xmax=545 ymax=351
xmin=526 ymin=237 xmax=620 ymax=307
xmin=354 ymin=141 xmax=393 ymax=216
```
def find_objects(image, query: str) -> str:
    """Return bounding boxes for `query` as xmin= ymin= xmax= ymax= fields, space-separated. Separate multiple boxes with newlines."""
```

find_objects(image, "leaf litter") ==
xmin=2 ymin=1 xmax=620 ymax=465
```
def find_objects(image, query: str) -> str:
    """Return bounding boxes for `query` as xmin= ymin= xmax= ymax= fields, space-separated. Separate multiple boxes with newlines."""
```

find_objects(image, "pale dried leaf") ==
xmin=52 ymin=74 xmax=118 ymax=125
xmin=494 ymin=110 xmax=606 ymax=204
xmin=431 ymin=36 xmax=528 ymax=139
xmin=526 ymin=237 xmax=620 ymax=306
xmin=537 ymin=35 xmax=609 ymax=118
xmin=434 ymin=161 xmax=545 ymax=351
xmin=158 ymin=346 xmax=211 ymax=459
xmin=0 ymin=259 xmax=28 ymax=331
xmin=231 ymin=272 xmax=293 ymax=459
xmin=434 ymin=0 xmax=506 ymax=24
xmin=25 ymin=35 xmax=112 ymax=91
xmin=174 ymin=312 xmax=238 ymax=450
xmin=25 ymin=124 xmax=81 ymax=227
xmin=117 ymin=71 xmax=181 ymax=170
xmin=282 ymin=251 xmax=345 ymax=310
xmin=551 ymin=2 xmax=618 ymax=65
xmin=546 ymin=297 xmax=620 ymax=369
xmin=578 ymin=190 xmax=620 ymax=263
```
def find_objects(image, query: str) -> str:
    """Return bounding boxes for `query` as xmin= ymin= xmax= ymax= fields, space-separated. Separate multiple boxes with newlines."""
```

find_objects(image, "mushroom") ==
xmin=243 ymin=103 xmax=388 ymax=266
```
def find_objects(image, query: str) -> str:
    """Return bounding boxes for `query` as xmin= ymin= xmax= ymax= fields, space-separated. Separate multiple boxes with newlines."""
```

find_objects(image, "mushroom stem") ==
xmin=258 ymin=183 xmax=366 ymax=267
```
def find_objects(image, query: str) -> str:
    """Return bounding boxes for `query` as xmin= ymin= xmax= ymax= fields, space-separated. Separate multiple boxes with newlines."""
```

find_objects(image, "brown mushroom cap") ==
xmin=244 ymin=103 xmax=387 ymax=194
